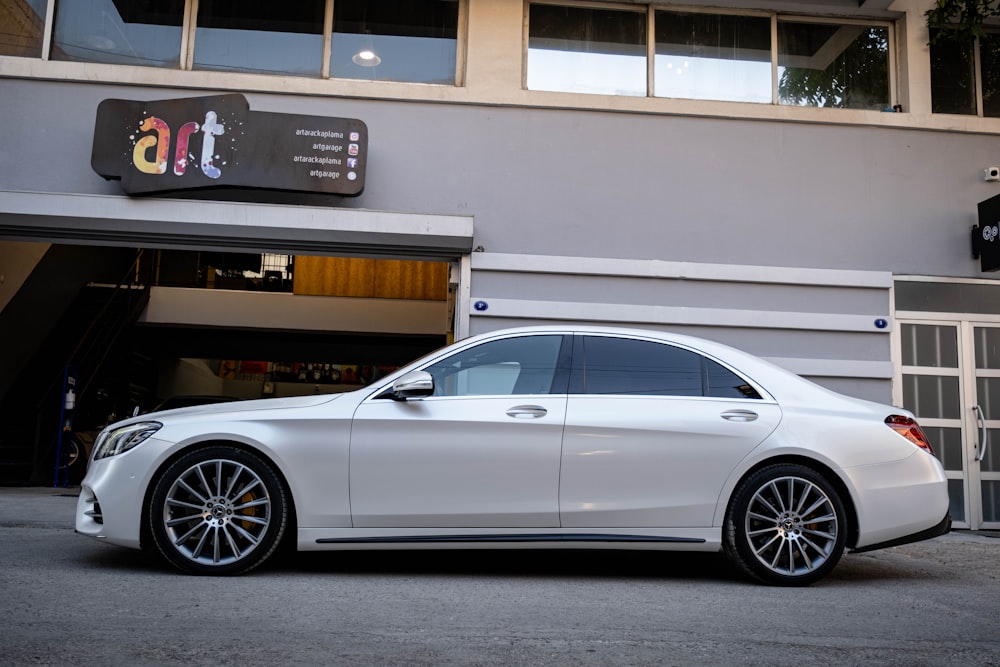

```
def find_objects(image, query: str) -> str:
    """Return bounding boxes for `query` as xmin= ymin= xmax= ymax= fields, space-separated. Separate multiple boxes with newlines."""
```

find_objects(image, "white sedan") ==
xmin=76 ymin=326 xmax=950 ymax=586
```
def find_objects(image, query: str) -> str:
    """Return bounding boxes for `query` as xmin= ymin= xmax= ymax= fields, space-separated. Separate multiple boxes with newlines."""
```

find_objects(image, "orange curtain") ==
xmin=293 ymin=257 xmax=448 ymax=300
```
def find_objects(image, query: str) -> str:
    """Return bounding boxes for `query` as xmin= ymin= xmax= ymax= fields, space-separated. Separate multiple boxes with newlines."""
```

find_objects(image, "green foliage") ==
xmin=926 ymin=0 xmax=1000 ymax=43
xmin=778 ymin=27 xmax=889 ymax=109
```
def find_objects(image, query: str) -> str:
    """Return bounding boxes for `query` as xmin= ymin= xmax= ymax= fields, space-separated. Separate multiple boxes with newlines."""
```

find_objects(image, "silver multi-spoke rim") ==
xmin=161 ymin=458 xmax=271 ymax=566
xmin=744 ymin=475 xmax=838 ymax=577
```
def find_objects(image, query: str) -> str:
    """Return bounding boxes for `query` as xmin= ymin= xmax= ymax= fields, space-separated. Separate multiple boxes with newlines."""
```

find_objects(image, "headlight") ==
xmin=92 ymin=422 xmax=162 ymax=461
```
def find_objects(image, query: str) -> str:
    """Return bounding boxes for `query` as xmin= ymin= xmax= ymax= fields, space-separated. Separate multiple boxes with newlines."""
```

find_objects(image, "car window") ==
xmin=422 ymin=335 xmax=568 ymax=397
xmin=575 ymin=335 xmax=761 ymax=399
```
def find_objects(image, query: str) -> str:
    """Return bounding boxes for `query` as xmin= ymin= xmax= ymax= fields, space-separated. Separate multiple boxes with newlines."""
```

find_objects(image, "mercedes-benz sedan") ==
xmin=76 ymin=326 xmax=950 ymax=585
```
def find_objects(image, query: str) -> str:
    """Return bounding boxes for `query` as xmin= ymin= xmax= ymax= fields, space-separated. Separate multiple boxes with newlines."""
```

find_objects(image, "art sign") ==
xmin=91 ymin=94 xmax=367 ymax=196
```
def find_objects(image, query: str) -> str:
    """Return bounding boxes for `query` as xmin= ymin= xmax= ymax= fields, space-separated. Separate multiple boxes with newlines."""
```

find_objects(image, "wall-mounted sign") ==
xmin=91 ymin=94 xmax=367 ymax=196
xmin=973 ymin=193 xmax=1000 ymax=272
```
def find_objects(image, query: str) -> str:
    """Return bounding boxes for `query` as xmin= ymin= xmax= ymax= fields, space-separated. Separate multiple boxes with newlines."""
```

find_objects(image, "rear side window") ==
xmin=574 ymin=336 xmax=761 ymax=399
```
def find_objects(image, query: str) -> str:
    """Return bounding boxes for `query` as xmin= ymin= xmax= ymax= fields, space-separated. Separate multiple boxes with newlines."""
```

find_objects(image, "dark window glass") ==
xmin=1 ymin=0 xmax=47 ymax=57
xmin=930 ymin=29 xmax=977 ymax=115
xmin=52 ymin=0 xmax=184 ymax=66
xmin=423 ymin=335 xmax=566 ymax=397
xmin=527 ymin=3 xmax=646 ymax=96
xmin=331 ymin=0 xmax=458 ymax=84
xmin=578 ymin=336 xmax=759 ymax=398
xmin=778 ymin=22 xmax=889 ymax=109
xmin=654 ymin=11 xmax=771 ymax=103
xmin=705 ymin=358 xmax=762 ymax=399
xmin=982 ymin=32 xmax=1000 ymax=117
xmin=194 ymin=0 xmax=325 ymax=76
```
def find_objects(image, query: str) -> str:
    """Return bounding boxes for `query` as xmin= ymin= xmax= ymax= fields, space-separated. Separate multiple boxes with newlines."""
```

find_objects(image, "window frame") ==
xmin=929 ymin=28 xmax=1000 ymax=118
xmin=40 ymin=0 xmax=467 ymax=85
xmin=525 ymin=1 xmax=897 ymax=109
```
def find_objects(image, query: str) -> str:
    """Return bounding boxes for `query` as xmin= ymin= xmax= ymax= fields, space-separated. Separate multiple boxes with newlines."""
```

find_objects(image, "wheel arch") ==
xmin=139 ymin=438 xmax=298 ymax=552
xmin=723 ymin=455 xmax=860 ymax=549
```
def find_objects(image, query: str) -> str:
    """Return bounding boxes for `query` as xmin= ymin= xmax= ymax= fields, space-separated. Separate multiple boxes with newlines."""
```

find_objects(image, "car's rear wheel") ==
xmin=148 ymin=446 xmax=288 ymax=575
xmin=723 ymin=463 xmax=846 ymax=586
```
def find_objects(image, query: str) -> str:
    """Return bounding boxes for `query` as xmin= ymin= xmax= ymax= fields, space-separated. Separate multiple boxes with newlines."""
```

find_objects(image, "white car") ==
xmin=76 ymin=326 xmax=950 ymax=585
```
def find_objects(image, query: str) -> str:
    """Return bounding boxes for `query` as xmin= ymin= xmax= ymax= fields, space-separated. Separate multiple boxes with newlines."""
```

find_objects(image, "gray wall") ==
xmin=4 ymin=78 xmax=996 ymax=403
xmin=0 ymin=78 xmax=995 ymax=277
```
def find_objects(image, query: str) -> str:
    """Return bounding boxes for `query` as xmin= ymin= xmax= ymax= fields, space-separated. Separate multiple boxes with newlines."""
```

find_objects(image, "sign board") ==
xmin=974 ymin=193 xmax=1000 ymax=272
xmin=92 ymin=94 xmax=367 ymax=196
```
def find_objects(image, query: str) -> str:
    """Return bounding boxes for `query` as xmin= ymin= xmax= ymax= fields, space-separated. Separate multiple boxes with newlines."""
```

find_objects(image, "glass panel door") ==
xmin=972 ymin=325 xmax=1000 ymax=528
xmin=898 ymin=321 xmax=1000 ymax=529
xmin=899 ymin=323 xmax=968 ymax=526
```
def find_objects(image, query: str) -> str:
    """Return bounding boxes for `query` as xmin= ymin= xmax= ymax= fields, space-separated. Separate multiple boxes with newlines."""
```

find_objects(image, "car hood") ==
xmin=145 ymin=393 xmax=343 ymax=420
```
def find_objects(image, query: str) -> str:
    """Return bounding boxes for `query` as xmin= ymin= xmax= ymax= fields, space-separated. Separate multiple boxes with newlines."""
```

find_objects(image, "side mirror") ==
xmin=390 ymin=371 xmax=434 ymax=400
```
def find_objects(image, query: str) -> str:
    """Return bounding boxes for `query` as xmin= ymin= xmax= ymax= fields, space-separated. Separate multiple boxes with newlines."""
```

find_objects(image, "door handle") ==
xmin=506 ymin=405 xmax=547 ymax=419
xmin=721 ymin=409 xmax=759 ymax=422
xmin=973 ymin=405 xmax=988 ymax=463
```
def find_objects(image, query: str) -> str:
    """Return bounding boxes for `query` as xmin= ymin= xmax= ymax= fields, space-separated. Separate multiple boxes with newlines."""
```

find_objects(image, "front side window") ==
xmin=330 ymin=0 xmax=459 ymax=84
xmin=575 ymin=336 xmax=761 ymax=399
xmin=777 ymin=21 xmax=890 ymax=110
xmin=527 ymin=4 xmax=646 ymax=96
xmin=52 ymin=0 xmax=184 ymax=66
xmin=423 ymin=335 xmax=568 ymax=397
xmin=1 ymin=0 xmax=47 ymax=57
xmin=193 ymin=0 xmax=325 ymax=76
xmin=654 ymin=11 xmax=771 ymax=104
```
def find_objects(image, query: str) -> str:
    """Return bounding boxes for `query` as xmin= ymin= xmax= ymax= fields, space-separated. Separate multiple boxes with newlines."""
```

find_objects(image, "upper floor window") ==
xmin=194 ymin=1 xmax=325 ymax=76
xmin=527 ymin=2 xmax=893 ymax=111
xmin=1 ymin=0 xmax=47 ymax=58
xmin=654 ymin=11 xmax=771 ymax=104
xmin=778 ymin=21 xmax=890 ymax=109
xmin=930 ymin=29 xmax=1000 ymax=117
xmin=52 ymin=0 xmax=184 ymax=67
xmin=44 ymin=0 xmax=461 ymax=84
xmin=527 ymin=4 xmax=646 ymax=96
xmin=331 ymin=0 xmax=459 ymax=84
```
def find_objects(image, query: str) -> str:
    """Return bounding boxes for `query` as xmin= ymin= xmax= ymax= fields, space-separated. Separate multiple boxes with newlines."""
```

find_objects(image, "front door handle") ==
xmin=506 ymin=405 xmax=547 ymax=419
xmin=721 ymin=409 xmax=759 ymax=422
xmin=973 ymin=405 xmax=988 ymax=463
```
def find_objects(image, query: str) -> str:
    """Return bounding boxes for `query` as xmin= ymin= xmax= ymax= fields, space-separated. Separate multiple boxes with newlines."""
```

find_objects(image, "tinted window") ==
xmin=423 ymin=335 xmax=567 ymax=397
xmin=52 ymin=0 xmax=184 ymax=67
xmin=527 ymin=4 xmax=646 ymax=96
xmin=704 ymin=358 xmax=762 ymax=399
xmin=194 ymin=0 xmax=325 ymax=76
xmin=577 ymin=336 xmax=760 ymax=399
xmin=331 ymin=0 xmax=459 ymax=84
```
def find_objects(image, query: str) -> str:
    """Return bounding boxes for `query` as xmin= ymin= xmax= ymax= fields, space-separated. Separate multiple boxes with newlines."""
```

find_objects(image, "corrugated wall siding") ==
xmin=468 ymin=253 xmax=894 ymax=403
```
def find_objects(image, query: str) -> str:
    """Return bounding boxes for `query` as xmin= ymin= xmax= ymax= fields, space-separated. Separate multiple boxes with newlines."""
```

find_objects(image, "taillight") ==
xmin=885 ymin=415 xmax=935 ymax=456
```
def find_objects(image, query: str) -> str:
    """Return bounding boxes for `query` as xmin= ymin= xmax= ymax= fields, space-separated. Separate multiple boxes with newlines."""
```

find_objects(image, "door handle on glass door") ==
xmin=973 ymin=405 xmax=988 ymax=462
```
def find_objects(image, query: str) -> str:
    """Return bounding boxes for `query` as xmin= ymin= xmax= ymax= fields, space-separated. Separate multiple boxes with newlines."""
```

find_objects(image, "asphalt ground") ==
xmin=1 ymin=486 xmax=998 ymax=666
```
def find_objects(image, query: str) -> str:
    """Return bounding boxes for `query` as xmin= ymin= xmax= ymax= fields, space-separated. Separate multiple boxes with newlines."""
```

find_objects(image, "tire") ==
xmin=148 ymin=446 xmax=288 ymax=575
xmin=723 ymin=463 xmax=847 ymax=586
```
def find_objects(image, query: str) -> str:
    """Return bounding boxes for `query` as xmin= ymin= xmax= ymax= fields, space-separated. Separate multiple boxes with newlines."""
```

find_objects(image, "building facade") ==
xmin=0 ymin=0 xmax=998 ymax=528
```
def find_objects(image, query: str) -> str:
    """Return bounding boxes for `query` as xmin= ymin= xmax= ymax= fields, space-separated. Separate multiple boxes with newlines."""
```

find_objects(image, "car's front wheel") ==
xmin=148 ymin=446 xmax=288 ymax=575
xmin=723 ymin=463 xmax=846 ymax=586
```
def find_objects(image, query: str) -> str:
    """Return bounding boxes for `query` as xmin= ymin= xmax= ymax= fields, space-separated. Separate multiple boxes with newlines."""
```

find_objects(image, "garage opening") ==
xmin=0 ymin=243 xmax=457 ymax=485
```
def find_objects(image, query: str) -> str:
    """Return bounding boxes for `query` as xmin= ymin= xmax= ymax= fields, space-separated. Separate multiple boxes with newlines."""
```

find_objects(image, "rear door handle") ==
xmin=721 ymin=409 xmax=759 ymax=422
xmin=506 ymin=405 xmax=547 ymax=419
